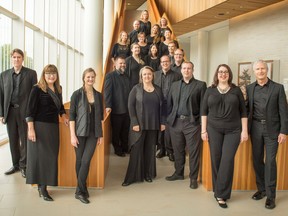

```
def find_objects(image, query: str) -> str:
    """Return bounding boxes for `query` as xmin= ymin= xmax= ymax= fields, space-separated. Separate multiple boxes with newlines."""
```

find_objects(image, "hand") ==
xmin=241 ymin=130 xmax=248 ymax=143
xmin=0 ymin=117 xmax=4 ymax=124
xmin=97 ymin=137 xmax=103 ymax=145
xmin=105 ymin=108 xmax=112 ymax=114
xmin=201 ymin=131 xmax=208 ymax=141
xmin=132 ymin=125 xmax=140 ymax=132
xmin=28 ymin=129 xmax=36 ymax=142
xmin=160 ymin=124 xmax=165 ymax=131
xmin=71 ymin=135 xmax=79 ymax=148
xmin=63 ymin=116 xmax=69 ymax=127
xmin=278 ymin=133 xmax=286 ymax=144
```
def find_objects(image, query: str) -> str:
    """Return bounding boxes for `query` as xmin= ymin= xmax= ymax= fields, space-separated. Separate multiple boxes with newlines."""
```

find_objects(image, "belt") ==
xmin=253 ymin=118 xmax=266 ymax=124
xmin=177 ymin=115 xmax=189 ymax=120
xmin=10 ymin=104 xmax=19 ymax=108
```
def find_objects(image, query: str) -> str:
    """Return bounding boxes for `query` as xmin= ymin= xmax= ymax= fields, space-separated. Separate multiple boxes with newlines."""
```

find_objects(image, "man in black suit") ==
xmin=154 ymin=55 xmax=182 ymax=161
xmin=165 ymin=61 xmax=206 ymax=189
xmin=104 ymin=56 xmax=130 ymax=157
xmin=0 ymin=48 xmax=37 ymax=178
xmin=246 ymin=60 xmax=288 ymax=209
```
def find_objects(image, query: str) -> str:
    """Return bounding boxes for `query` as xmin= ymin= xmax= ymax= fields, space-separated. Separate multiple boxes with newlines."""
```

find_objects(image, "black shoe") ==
xmin=20 ymin=168 xmax=26 ymax=178
xmin=75 ymin=194 xmax=90 ymax=204
xmin=215 ymin=197 xmax=228 ymax=208
xmin=83 ymin=191 xmax=90 ymax=198
xmin=4 ymin=166 xmax=20 ymax=175
xmin=41 ymin=189 xmax=53 ymax=201
xmin=144 ymin=177 xmax=152 ymax=183
xmin=190 ymin=179 xmax=198 ymax=189
xmin=252 ymin=191 xmax=266 ymax=200
xmin=115 ymin=152 xmax=126 ymax=157
xmin=265 ymin=198 xmax=276 ymax=209
xmin=122 ymin=182 xmax=131 ymax=187
xmin=168 ymin=153 xmax=175 ymax=162
xmin=156 ymin=150 xmax=166 ymax=158
xmin=165 ymin=173 xmax=184 ymax=181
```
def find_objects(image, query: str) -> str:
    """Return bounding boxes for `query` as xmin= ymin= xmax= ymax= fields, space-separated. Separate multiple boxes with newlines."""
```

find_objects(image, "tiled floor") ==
xmin=0 ymin=143 xmax=287 ymax=216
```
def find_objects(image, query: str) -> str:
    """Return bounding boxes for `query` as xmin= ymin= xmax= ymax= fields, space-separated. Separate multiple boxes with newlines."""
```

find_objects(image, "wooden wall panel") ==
xmin=201 ymin=137 xmax=288 ymax=191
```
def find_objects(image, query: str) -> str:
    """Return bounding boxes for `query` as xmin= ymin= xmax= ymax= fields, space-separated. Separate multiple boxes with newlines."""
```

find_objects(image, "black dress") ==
xmin=144 ymin=55 xmax=160 ymax=72
xmin=125 ymin=56 xmax=145 ymax=87
xmin=111 ymin=43 xmax=130 ymax=59
xmin=26 ymin=86 xmax=65 ymax=186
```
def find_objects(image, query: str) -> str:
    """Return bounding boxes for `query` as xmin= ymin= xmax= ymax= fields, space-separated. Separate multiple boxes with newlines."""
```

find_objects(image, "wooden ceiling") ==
xmin=125 ymin=0 xmax=147 ymax=10
xmin=170 ymin=0 xmax=286 ymax=36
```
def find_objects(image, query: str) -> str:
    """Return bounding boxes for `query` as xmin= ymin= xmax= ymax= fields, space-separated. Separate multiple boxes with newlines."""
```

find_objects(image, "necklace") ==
xmin=144 ymin=85 xmax=154 ymax=92
xmin=217 ymin=86 xmax=230 ymax=94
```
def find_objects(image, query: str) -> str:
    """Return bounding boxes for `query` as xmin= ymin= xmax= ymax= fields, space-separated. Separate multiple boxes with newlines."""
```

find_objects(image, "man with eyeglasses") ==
xmin=154 ymin=55 xmax=181 ymax=161
xmin=171 ymin=49 xmax=185 ymax=75
xmin=0 ymin=48 xmax=37 ymax=178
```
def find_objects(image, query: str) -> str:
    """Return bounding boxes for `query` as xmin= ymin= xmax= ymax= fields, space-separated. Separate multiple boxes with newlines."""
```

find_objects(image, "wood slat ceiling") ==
xmin=126 ymin=0 xmax=147 ymax=10
xmin=171 ymin=0 xmax=285 ymax=36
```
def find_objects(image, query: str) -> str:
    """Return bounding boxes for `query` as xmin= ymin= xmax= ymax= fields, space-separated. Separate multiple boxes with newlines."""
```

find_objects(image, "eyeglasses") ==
xmin=174 ymin=53 xmax=183 ymax=56
xmin=218 ymin=71 xmax=229 ymax=74
xmin=45 ymin=72 xmax=57 ymax=76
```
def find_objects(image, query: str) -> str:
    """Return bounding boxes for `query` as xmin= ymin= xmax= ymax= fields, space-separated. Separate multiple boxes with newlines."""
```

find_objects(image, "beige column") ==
xmin=83 ymin=0 xmax=104 ymax=91
xmin=196 ymin=31 xmax=208 ymax=82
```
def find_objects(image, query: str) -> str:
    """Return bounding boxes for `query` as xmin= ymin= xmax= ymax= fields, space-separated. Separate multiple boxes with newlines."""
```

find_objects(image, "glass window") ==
xmin=25 ymin=27 xmax=34 ymax=68
xmin=0 ymin=15 xmax=12 ymax=71
xmin=25 ymin=0 xmax=34 ymax=23
xmin=0 ymin=1 xmax=12 ymax=10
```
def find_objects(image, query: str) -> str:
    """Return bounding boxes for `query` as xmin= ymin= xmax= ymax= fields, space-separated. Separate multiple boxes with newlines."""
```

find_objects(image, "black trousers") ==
xmin=169 ymin=118 xmax=201 ymax=179
xmin=6 ymin=107 xmax=27 ymax=169
xmin=111 ymin=113 xmax=130 ymax=153
xmin=207 ymin=126 xmax=240 ymax=199
xmin=158 ymin=124 xmax=173 ymax=154
xmin=124 ymin=130 xmax=157 ymax=184
xmin=250 ymin=120 xmax=279 ymax=199
xmin=75 ymin=132 xmax=98 ymax=195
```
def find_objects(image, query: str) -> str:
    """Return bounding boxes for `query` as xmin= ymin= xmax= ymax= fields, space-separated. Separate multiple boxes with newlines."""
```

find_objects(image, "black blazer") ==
xmin=70 ymin=87 xmax=103 ymax=138
xmin=167 ymin=78 xmax=207 ymax=127
xmin=246 ymin=79 xmax=288 ymax=138
xmin=0 ymin=66 xmax=37 ymax=122
xmin=128 ymin=83 xmax=165 ymax=147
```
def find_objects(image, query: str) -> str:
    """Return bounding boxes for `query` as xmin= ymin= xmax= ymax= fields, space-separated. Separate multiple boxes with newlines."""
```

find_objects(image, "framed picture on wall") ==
xmin=265 ymin=60 xmax=274 ymax=79
xmin=238 ymin=62 xmax=252 ymax=88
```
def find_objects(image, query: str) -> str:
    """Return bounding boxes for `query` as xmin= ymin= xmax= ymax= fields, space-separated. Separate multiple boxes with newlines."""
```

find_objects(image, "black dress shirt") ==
xmin=177 ymin=79 xmax=193 ymax=117
xmin=253 ymin=80 xmax=270 ymax=120
xmin=11 ymin=70 xmax=21 ymax=105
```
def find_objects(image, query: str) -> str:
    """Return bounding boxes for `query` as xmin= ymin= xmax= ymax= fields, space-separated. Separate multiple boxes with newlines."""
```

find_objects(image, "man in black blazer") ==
xmin=246 ymin=60 xmax=288 ymax=209
xmin=104 ymin=56 xmax=130 ymax=157
xmin=165 ymin=61 xmax=206 ymax=189
xmin=0 ymin=48 xmax=37 ymax=178
xmin=154 ymin=55 xmax=182 ymax=161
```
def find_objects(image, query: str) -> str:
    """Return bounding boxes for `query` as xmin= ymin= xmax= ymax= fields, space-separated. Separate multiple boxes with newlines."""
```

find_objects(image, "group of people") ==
xmin=105 ymin=49 xmax=288 ymax=210
xmin=0 ymin=48 xmax=103 ymax=204
xmin=1 ymin=46 xmax=287 ymax=209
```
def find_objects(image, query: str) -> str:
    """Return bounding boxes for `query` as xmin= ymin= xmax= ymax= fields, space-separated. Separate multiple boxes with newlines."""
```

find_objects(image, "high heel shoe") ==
xmin=40 ymin=186 xmax=54 ymax=201
xmin=215 ymin=197 xmax=227 ymax=208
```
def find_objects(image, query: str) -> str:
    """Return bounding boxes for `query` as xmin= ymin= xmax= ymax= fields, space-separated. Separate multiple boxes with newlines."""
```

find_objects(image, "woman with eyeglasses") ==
xmin=26 ymin=64 xmax=69 ymax=201
xmin=201 ymin=64 xmax=248 ymax=208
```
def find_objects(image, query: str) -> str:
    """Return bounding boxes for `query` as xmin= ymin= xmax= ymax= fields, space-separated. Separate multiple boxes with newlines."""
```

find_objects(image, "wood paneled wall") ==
xmin=201 ymin=137 xmax=288 ymax=190
xmin=155 ymin=0 xmax=226 ymax=23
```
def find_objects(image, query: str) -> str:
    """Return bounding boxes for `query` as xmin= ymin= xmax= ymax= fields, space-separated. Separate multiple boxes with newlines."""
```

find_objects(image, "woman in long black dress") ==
xmin=139 ymin=10 xmax=151 ymax=37
xmin=138 ymin=32 xmax=150 ymax=60
xmin=26 ymin=64 xmax=69 ymax=201
xmin=70 ymin=68 xmax=103 ymax=204
xmin=144 ymin=43 xmax=160 ymax=71
xmin=125 ymin=43 xmax=145 ymax=87
xmin=122 ymin=66 xmax=166 ymax=186
xmin=147 ymin=24 xmax=161 ymax=46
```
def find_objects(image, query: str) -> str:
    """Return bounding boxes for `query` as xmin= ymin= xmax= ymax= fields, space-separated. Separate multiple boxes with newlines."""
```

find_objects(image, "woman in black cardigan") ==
xmin=122 ymin=66 xmax=166 ymax=186
xmin=69 ymin=68 xmax=103 ymax=204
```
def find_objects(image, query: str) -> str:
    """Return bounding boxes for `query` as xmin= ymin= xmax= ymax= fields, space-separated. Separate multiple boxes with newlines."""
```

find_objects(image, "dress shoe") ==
xmin=115 ymin=152 xmax=126 ymax=157
xmin=122 ymin=182 xmax=131 ymax=187
xmin=265 ymin=198 xmax=276 ymax=209
xmin=41 ymin=189 xmax=54 ymax=201
xmin=165 ymin=173 xmax=184 ymax=181
xmin=75 ymin=194 xmax=90 ymax=204
xmin=190 ymin=179 xmax=198 ymax=189
xmin=215 ymin=197 xmax=228 ymax=208
xmin=144 ymin=177 xmax=152 ymax=183
xmin=168 ymin=153 xmax=175 ymax=162
xmin=4 ymin=166 xmax=20 ymax=175
xmin=20 ymin=168 xmax=26 ymax=178
xmin=252 ymin=191 xmax=266 ymax=200
xmin=156 ymin=151 xmax=166 ymax=158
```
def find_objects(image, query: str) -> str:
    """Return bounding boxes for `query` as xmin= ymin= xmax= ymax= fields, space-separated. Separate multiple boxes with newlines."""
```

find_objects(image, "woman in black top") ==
xmin=201 ymin=64 xmax=248 ymax=208
xmin=137 ymin=32 xmax=150 ymax=60
xmin=125 ymin=43 xmax=145 ymax=87
xmin=158 ymin=28 xmax=179 ymax=58
xmin=26 ymin=64 xmax=69 ymax=201
xmin=139 ymin=10 xmax=151 ymax=37
xmin=159 ymin=17 xmax=170 ymax=41
xmin=144 ymin=44 xmax=160 ymax=71
xmin=122 ymin=66 xmax=166 ymax=186
xmin=70 ymin=68 xmax=103 ymax=204
xmin=147 ymin=24 xmax=161 ymax=46
xmin=111 ymin=31 xmax=130 ymax=63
